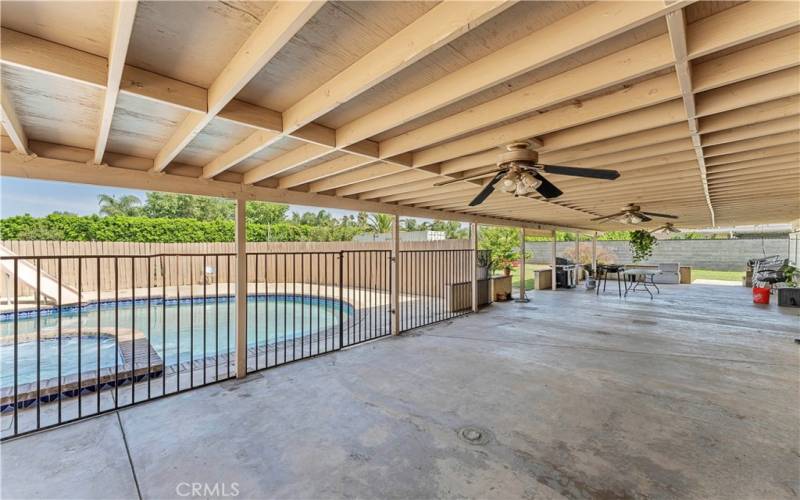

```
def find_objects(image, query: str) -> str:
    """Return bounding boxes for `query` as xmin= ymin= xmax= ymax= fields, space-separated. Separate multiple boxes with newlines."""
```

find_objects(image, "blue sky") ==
xmin=0 ymin=177 xmax=359 ymax=219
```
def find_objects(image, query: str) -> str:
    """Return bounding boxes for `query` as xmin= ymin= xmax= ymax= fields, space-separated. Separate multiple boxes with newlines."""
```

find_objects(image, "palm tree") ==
xmin=367 ymin=213 xmax=393 ymax=234
xmin=97 ymin=194 xmax=142 ymax=217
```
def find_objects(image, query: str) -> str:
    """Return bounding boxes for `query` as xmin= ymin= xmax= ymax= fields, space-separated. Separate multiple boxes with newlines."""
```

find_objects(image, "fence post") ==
xmin=551 ymin=230 xmax=557 ymax=291
xmin=339 ymin=250 xmax=344 ymax=346
xmin=391 ymin=215 xmax=400 ymax=335
xmin=471 ymin=222 xmax=478 ymax=312
xmin=516 ymin=228 xmax=529 ymax=302
xmin=235 ymin=197 xmax=247 ymax=379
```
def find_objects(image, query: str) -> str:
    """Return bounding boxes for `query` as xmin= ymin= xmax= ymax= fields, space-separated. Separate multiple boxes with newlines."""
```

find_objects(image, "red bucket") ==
xmin=753 ymin=287 xmax=771 ymax=304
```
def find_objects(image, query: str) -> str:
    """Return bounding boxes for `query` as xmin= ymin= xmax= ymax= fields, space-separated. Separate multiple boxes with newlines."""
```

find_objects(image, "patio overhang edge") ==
xmin=0 ymin=149 xmax=592 ymax=232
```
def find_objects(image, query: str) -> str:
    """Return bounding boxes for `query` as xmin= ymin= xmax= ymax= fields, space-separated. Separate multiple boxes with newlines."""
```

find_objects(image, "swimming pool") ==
xmin=0 ymin=295 xmax=352 ymax=388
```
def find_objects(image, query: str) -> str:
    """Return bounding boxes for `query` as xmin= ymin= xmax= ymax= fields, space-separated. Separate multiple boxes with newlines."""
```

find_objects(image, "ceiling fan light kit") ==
xmin=437 ymin=142 xmax=621 ymax=207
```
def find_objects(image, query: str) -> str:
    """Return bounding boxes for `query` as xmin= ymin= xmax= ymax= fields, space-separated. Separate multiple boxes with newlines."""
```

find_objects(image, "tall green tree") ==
xmin=97 ymin=194 xmax=142 ymax=217
xmin=479 ymin=226 xmax=528 ymax=273
xmin=367 ymin=213 xmax=393 ymax=233
xmin=246 ymin=201 xmax=288 ymax=225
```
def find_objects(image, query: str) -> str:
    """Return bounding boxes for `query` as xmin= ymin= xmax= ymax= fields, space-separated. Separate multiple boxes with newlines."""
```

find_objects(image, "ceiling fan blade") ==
xmin=590 ymin=211 xmax=626 ymax=221
xmin=533 ymin=174 xmax=563 ymax=199
xmin=434 ymin=168 xmax=502 ymax=187
xmin=541 ymin=164 xmax=620 ymax=180
xmin=637 ymin=214 xmax=653 ymax=223
xmin=468 ymin=171 xmax=506 ymax=206
xmin=640 ymin=211 xmax=678 ymax=219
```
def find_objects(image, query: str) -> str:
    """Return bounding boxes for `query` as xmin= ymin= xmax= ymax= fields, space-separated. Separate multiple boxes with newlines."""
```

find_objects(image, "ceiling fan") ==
xmin=434 ymin=142 xmax=620 ymax=206
xmin=591 ymin=203 xmax=678 ymax=225
xmin=650 ymin=222 xmax=680 ymax=234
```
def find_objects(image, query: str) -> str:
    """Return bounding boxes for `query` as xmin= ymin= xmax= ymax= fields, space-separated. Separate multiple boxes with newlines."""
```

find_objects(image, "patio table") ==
xmin=623 ymin=268 xmax=661 ymax=299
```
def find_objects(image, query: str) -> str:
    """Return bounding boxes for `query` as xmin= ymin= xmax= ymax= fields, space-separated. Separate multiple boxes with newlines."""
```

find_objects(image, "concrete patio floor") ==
xmin=2 ymin=284 xmax=798 ymax=499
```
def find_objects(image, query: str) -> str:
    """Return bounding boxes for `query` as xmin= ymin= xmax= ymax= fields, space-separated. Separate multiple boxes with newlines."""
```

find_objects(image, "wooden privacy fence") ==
xmin=1 ymin=240 xmax=471 ymax=298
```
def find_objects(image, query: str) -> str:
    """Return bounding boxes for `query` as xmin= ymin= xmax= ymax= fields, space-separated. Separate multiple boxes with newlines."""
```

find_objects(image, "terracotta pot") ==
xmin=503 ymin=267 xmax=511 ymax=276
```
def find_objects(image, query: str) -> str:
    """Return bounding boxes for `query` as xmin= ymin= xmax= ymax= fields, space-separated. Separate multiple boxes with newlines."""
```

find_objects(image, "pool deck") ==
xmin=2 ymin=283 xmax=798 ymax=499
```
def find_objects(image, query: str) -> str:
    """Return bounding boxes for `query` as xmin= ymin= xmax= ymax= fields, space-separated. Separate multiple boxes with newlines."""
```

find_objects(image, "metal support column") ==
xmin=592 ymin=232 xmax=598 ymax=276
xmin=235 ymin=197 xmax=248 ymax=378
xmin=551 ymin=230 xmax=557 ymax=291
xmin=391 ymin=214 xmax=400 ymax=335
xmin=575 ymin=231 xmax=580 ymax=282
xmin=471 ymin=222 xmax=478 ymax=312
xmin=516 ymin=228 xmax=529 ymax=302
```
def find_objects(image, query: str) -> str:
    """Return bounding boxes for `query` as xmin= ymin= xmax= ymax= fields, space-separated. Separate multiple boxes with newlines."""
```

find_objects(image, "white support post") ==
xmin=592 ymin=232 xmax=598 ymax=276
xmin=551 ymin=230 xmax=557 ymax=291
xmin=516 ymin=228 xmax=529 ymax=302
xmin=575 ymin=231 xmax=580 ymax=283
xmin=235 ymin=197 xmax=248 ymax=379
xmin=391 ymin=214 xmax=400 ymax=335
xmin=471 ymin=222 xmax=479 ymax=312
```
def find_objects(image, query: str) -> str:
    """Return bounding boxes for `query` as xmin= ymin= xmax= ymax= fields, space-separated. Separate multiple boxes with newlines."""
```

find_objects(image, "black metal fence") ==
xmin=0 ymin=248 xmax=475 ymax=440
xmin=399 ymin=249 xmax=476 ymax=331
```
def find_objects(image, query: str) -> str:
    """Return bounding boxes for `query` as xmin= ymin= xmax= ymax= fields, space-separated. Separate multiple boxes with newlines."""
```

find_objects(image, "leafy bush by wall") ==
xmin=0 ymin=214 xmax=363 ymax=242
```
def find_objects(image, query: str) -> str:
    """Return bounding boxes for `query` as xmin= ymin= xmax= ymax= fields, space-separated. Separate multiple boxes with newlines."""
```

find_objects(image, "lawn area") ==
xmin=692 ymin=269 xmax=743 ymax=282
xmin=502 ymin=263 xmax=551 ymax=289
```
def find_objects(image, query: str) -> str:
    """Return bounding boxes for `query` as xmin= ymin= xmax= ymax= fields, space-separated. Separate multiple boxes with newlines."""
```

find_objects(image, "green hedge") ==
xmin=0 ymin=214 xmax=364 ymax=242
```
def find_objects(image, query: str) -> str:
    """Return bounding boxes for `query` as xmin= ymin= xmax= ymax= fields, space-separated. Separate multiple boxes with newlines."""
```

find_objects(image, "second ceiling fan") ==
xmin=434 ymin=142 xmax=620 ymax=206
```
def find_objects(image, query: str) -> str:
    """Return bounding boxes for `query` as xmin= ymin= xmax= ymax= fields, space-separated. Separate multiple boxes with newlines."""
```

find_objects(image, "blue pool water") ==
xmin=0 ymin=295 xmax=351 ymax=388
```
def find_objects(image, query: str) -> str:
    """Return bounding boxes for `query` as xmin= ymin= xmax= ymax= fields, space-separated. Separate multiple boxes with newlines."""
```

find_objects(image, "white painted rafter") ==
xmin=93 ymin=0 xmax=138 ymax=165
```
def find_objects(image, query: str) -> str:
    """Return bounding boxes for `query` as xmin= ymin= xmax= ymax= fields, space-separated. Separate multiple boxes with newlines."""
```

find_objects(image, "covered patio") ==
xmin=2 ymin=284 xmax=798 ymax=499
xmin=1 ymin=1 xmax=799 ymax=498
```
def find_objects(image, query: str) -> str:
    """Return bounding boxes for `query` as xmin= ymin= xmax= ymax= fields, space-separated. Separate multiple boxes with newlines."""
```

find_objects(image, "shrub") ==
xmin=0 ymin=215 xmax=364 ymax=243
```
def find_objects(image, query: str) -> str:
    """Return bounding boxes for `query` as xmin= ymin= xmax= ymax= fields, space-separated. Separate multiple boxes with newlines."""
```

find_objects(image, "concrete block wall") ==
xmin=526 ymin=238 xmax=791 ymax=271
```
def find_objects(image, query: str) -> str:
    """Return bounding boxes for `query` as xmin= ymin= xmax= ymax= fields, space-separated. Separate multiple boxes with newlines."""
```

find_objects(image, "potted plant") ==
xmin=777 ymin=264 xmax=800 ymax=307
xmin=629 ymin=229 xmax=657 ymax=263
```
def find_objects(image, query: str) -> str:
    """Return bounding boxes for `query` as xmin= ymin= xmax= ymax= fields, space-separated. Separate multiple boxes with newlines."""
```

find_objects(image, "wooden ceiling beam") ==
xmin=379 ymin=33 xmax=675 ymax=158
xmin=307 ymin=163 xmax=407 ymax=193
xmin=708 ymin=155 xmax=800 ymax=174
xmin=0 ymin=85 xmax=29 ymax=154
xmin=152 ymin=1 xmax=325 ymax=172
xmin=205 ymin=2 xmax=512 ymax=182
xmin=686 ymin=1 xmax=800 ymax=60
xmin=283 ymin=0 xmax=513 ymax=133
xmin=335 ymin=1 xmax=685 ymax=148
xmin=695 ymin=68 xmax=800 ymax=118
xmin=667 ymin=7 xmax=712 ymax=226
xmin=243 ymin=143 xmax=331 ymax=185
xmin=93 ymin=0 xmax=138 ymax=165
xmin=705 ymin=143 xmax=800 ymax=168
xmin=2 ymin=143 xmax=587 ymax=231
xmin=693 ymin=32 xmax=800 ymax=94
xmin=710 ymin=165 xmax=797 ymax=183
xmin=277 ymin=155 xmax=375 ymax=190
xmin=702 ymin=116 xmax=800 ymax=148
xmin=539 ymin=98 xmax=686 ymax=153
xmin=358 ymin=178 xmax=443 ymax=201
xmin=414 ymin=74 xmax=683 ymax=167
xmin=415 ymin=30 xmax=799 ymax=169
xmin=201 ymin=130 xmax=283 ymax=179
xmin=703 ymin=130 xmax=800 ymax=158
xmin=699 ymin=95 xmax=800 ymax=134
xmin=541 ymin=123 xmax=690 ymax=163
xmin=336 ymin=170 xmax=434 ymax=197
xmin=379 ymin=184 xmax=478 ymax=204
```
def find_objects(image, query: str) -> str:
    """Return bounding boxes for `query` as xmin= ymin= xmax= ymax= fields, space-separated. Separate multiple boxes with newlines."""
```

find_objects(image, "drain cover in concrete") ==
xmin=457 ymin=426 xmax=492 ymax=445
